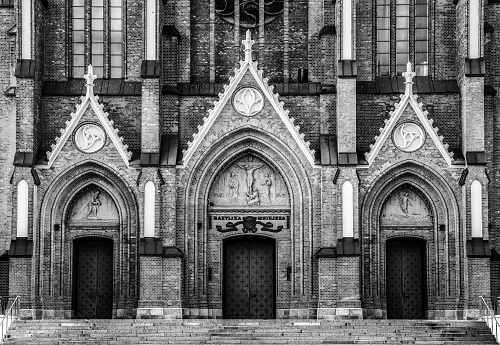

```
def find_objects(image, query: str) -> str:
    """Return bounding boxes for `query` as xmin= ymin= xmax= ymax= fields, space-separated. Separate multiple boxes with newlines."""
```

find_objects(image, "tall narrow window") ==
xmin=469 ymin=0 xmax=480 ymax=59
xmin=342 ymin=0 xmax=352 ymax=60
xmin=144 ymin=181 xmax=155 ymax=237
xmin=376 ymin=0 xmax=428 ymax=76
xmin=471 ymin=180 xmax=483 ymax=238
xmin=342 ymin=181 xmax=354 ymax=238
xmin=21 ymin=0 xmax=31 ymax=59
xmin=72 ymin=0 xmax=123 ymax=78
xmin=17 ymin=180 xmax=29 ymax=238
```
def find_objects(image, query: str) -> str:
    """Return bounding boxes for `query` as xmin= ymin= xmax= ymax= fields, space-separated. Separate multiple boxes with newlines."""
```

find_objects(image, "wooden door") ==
xmin=386 ymin=239 xmax=426 ymax=319
xmin=74 ymin=239 xmax=113 ymax=319
xmin=224 ymin=238 xmax=275 ymax=319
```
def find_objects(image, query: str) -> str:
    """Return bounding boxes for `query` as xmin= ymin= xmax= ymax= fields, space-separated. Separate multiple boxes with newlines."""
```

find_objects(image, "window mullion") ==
xmin=103 ymin=0 xmax=109 ymax=78
xmin=390 ymin=0 xmax=396 ymax=76
xmin=85 ymin=0 xmax=92 ymax=71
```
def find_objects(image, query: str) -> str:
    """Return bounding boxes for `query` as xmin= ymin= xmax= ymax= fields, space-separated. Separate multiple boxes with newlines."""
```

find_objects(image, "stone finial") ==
xmin=242 ymin=30 xmax=255 ymax=63
xmin=402 ymin=61 xmax=415 ymax=95
xmin=84 ymin=65 xmax=97 ymax=97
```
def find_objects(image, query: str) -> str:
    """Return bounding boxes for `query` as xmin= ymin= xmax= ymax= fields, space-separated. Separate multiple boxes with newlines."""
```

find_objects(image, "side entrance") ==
xmin=223 ymin=236 xmax=275 ymax=319
xmin=386 ymin=238 xmax=427 ymax=319
xmin=73 ymin=238 xmax=114 ymax=319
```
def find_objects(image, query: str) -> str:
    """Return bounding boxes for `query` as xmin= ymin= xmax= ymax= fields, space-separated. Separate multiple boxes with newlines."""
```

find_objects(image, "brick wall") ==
xmin=0 ymin=6 xmax=16 ymax=252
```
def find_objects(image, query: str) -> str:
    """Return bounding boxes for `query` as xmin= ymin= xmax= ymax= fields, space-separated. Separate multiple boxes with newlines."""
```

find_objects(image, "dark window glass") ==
xmin=72 ymin=0 xmax=123 ymax=78
xmin=376 ymin=0 xmax=428 ymax=76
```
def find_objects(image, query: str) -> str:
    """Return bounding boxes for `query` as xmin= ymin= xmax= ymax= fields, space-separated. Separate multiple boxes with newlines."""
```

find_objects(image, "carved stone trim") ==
xmin=232 ymin=86 xmax=264 ymax=116
xmin=72 ymin=122 xmax=107 ymax=154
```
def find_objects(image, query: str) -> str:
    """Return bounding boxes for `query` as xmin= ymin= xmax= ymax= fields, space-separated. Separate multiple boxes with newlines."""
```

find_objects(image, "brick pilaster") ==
xmin=141 ymin=79 xmax=161 ymax=153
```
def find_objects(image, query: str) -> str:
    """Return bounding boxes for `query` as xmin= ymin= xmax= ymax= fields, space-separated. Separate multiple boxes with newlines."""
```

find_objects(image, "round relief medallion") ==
xmin=232 ymin=87 xmax=264 ymax=116
xmin=73 ymin=123 xmax=106 ymax=153
xmin=393 ymin=122 xmax=425 ymax=152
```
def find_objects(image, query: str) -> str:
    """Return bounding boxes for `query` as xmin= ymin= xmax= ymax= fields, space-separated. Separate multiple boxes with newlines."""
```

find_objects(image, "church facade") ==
xmin=0 ymin=0 xmax=499 ymax=320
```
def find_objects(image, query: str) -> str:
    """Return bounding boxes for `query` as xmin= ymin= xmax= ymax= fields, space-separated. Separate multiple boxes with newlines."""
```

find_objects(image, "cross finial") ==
xmin=242 ymin=30 xmax=255 ymax=63
xmin=402 ymin=61 xmax=415 ymax=95
xmin=84 ymin=65 xmax=97 ymax=97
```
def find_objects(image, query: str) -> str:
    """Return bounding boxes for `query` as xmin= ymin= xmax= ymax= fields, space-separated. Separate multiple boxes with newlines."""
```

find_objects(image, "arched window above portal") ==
xmin=66 ymin=185 xmax=119 ymax=227
xmin=380 ymin=185 xmax=433 ymax=227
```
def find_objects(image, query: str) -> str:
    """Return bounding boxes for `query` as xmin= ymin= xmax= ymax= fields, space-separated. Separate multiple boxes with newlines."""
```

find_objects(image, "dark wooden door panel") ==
xmin=224 ymin=238 xmax=274 ymax=319
xmin=386 ymin=239 xmax=424 ymax=319
xmin=75 ymin=239 xmax=113 ymax=319
xmin=224 ymin=241 xmax=250 ymax=319
xmin=249 ymin=241 xmax=274 ymax=319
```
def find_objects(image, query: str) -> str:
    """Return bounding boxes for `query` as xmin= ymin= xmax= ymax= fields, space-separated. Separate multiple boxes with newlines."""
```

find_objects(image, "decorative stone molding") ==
xmin=46 ymin=65 xmax=133 ymax=168
xmin=181 ymin=31 xmax=316 ymax=168
xmin=365 ymin=62 xmax=454 ymax=167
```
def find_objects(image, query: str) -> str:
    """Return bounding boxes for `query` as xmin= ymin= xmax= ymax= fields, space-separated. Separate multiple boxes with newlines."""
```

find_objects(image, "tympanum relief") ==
xmin=209 ymin=155 xmax=290 ymax=208
xmin=68 ymin=187 xmax=119 ymax=227
xmin=380 ymin=187 xmax=432 ymax=226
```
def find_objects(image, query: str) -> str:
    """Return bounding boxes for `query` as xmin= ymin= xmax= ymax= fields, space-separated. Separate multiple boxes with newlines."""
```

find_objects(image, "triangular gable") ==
xmin=45 ymin=65 xmax=132 ymax=168
xmin=182 ymin=30 xmax=316 ymax=167
xmin=365 ymin=62 xmax=454 ymax=167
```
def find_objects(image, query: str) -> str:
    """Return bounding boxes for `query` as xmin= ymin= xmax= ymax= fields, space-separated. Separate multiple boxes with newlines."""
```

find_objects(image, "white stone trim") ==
xmin=182 ymin=31 xmax=316 ymax=167
xmin=46 ymin=65 xmax=132 ymax=168
xmin=365 ymin=62 xmax=454 ymax=167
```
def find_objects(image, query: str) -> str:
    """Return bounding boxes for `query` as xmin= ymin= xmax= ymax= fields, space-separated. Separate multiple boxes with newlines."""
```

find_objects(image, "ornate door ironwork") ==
xmin=224 ymin=238 xmax=275 ymax=319
xmin=386 ymin=239 xmax=425 ymax=319
xmin=74 ymin=239 xmax=113 ymax=319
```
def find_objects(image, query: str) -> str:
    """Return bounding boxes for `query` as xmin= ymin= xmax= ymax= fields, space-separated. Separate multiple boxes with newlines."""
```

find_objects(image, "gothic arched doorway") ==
xmin=223 ymin=236 xmax=275 ymax=319
xmin=73 ymin=237 xmax=113 ymax=319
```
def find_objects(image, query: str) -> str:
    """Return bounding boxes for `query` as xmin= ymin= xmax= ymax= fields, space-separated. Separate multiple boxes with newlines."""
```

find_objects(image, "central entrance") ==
xmin=386 ymin=238 xmax=426 ymax=319
xmin=223 ymin=236 xmax=275 ymax=319
xmin=73 ymin=238 xmax=113 ymax=319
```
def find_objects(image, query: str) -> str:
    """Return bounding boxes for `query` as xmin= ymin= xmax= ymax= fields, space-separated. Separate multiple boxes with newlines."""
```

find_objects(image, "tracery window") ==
xmin=376 ymin=0 xmax=428 ymax=76
xmin=72 ymin=0 xmax=123 ymax=78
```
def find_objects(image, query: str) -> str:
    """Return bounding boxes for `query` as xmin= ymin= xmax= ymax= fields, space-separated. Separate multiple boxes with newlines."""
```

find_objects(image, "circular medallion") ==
xmin=393 ymin=122 xmax=425 ymax=152
xmin=232 ymin=87 xmax=264 ymax=116
xmin=73 ymin=123 xmax=106 ymax=153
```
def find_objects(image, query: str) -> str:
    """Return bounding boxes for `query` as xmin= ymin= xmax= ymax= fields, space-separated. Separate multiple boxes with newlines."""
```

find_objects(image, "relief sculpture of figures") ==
xmin=87 ymin=190 xmax=102 ymax=218
xmin=260 ymin=173 xmax=272 ymax=203
xmin=246 ymin=187 xmax=260 ymax=206
xmin=398 ymin=191 xmax=412 ymax=216
xmin=237 ymin=158 xmax=263 ymax=193
xmin=228 ymin=171 xmax=239 ymax=201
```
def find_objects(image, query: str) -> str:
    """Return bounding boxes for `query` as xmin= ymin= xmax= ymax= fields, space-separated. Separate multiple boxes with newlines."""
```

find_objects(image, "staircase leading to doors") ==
xmin=4 ymin=319 xmax=498 ymax=344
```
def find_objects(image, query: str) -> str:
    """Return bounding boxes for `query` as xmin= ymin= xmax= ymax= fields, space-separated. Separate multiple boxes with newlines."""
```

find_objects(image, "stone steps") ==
xmin=4 ymin=319 xmax=498 ymax=345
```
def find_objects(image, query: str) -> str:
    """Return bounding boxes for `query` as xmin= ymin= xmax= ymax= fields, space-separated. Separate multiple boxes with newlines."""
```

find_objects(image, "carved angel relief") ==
xmin=209 ymin=155 xmax=289 ymax=208
xmin=68 ymin=187 xmax=119 ymax=226
xmin=380 ymin=187 xmax=432 ymax=226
